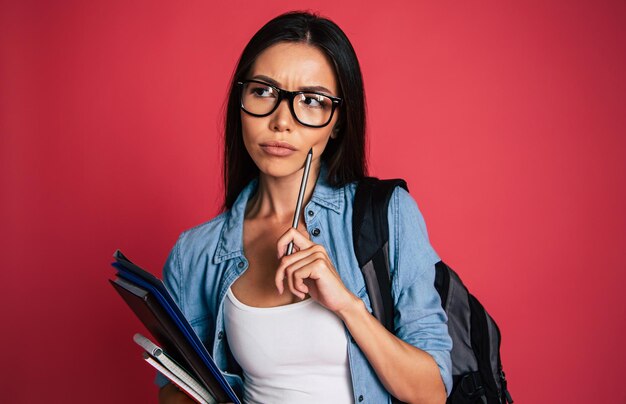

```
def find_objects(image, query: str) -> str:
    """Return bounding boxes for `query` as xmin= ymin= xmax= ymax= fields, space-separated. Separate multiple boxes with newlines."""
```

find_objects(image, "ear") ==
xmin=330 ymin=125 xmax=340 ymax=139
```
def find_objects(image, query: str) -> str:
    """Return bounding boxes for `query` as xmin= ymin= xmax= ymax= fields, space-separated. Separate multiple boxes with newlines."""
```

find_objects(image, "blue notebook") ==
xmin=110 ymin=249 xmax=241 ymax=404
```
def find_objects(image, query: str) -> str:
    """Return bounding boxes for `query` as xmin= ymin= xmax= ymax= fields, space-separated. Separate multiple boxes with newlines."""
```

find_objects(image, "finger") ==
xmin=275 ymin=247 xmax=327 ymax=294
xmin=278 ymin=227 xmax=310 ymax=258
xmin=284 ymin=253 xmax=326 ymax=298
xmin=277 ymin=248 xmax=324 ymax=283
xmin=288 ymin=267 xmax=310 ymax=299
xmin=277 ymin=227 xmax=314 ymax=258
xmin=275 ymin=263 xmax=286 ymax=294
xmin=284 ymin=256 xmax=315 ymax=299
xmin=291 ymin=257 xmax=330 ymax=295
xmin=275 ymin=247 xmax=310 ymax=294
xmin=293 ymin=268 xmax=310 ymax=297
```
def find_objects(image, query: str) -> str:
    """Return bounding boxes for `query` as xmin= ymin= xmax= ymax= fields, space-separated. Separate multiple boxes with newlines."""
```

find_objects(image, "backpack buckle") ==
xmin=459 ymin=372 xmax=485 ymax=399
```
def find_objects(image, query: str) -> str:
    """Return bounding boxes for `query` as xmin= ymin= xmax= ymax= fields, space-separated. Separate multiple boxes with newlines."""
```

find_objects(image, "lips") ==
xmin=260 ymin=141 xmax=297 ymax=157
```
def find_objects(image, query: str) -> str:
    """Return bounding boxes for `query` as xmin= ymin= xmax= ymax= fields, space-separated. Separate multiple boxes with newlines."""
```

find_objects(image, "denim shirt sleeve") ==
xmin=387 ymin=187 xmax=453 ymax=395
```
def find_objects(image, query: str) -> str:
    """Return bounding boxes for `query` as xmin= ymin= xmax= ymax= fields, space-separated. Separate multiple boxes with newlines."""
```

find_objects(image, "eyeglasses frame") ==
xmin=237 ymin=79 xmax=343 ymax=128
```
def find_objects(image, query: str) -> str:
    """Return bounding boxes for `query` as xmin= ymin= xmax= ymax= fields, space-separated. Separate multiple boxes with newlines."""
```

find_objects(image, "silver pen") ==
xmin=286 ymin=148 xmax=313 ymax=256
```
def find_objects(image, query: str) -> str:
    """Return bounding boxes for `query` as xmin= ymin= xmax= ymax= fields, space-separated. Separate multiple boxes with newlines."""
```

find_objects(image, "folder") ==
xmin=110 ymin=250 xmax=240 ymax=404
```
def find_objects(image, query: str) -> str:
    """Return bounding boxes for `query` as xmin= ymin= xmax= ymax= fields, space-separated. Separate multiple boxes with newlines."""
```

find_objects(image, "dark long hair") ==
xmin=223 ymin=11 xmax=367 ymax=210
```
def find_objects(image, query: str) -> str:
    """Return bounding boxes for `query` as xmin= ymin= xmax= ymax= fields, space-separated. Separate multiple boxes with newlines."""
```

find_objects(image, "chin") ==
xmin=256 ymin=162 xmax=299 ymax=179
xmin=253 ymin=155 xmax=307 ymax=179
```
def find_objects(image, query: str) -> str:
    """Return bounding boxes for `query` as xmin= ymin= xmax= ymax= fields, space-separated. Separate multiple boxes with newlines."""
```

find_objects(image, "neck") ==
xmin=245 ymin=160 xmax=321 ymax=225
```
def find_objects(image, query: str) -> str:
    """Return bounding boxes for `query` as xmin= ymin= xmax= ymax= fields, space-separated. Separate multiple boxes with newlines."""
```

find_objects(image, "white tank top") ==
xmin=224 ymin=288 xmax=354 ymax=404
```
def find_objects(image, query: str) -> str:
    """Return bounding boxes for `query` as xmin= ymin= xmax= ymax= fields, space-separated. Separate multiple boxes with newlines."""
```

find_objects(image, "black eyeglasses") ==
xmin=238 ymin=80 xmax=342 ymax=128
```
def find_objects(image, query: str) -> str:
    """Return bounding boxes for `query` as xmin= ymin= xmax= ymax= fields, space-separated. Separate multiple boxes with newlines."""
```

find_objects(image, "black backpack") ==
xmin=352 ymin=178 xmax=513 ymax=404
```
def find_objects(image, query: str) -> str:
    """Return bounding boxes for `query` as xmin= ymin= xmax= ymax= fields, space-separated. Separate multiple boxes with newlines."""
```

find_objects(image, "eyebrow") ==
xmin=251 ymin=75 xmax=335 ymax=95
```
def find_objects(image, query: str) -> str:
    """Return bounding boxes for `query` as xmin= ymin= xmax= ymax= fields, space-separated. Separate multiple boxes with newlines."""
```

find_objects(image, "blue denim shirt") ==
xmin=156 ymin=166 xmax=453 ymax=402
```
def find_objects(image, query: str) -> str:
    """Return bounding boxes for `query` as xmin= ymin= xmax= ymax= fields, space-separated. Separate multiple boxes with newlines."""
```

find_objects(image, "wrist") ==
xmin=336 ymin=293 xmax=366 ymax=322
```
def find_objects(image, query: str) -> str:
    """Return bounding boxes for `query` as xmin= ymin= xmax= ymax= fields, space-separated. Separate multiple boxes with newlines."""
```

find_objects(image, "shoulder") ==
xmin=165 ymin=211 xmax=232 ymax=277
xmin=162 ymin=211 xmax=232 ymax=311
xmin=346 ymin=178 xmax=422 ymax=221
xmin=345 ymin=178 xmax=416 ymax=209
xmin=176 ymin=212 xmax=229 ymax=251
xmin=388 ymin=185 xmax=427 ymax=225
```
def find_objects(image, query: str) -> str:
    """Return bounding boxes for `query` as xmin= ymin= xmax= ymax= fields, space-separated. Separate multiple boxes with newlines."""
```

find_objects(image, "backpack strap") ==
xmin=352 ymin=177 xmax=407 ymax=332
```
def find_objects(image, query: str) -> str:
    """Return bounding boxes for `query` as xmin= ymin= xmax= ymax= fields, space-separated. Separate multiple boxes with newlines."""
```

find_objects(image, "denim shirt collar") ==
xmin=213 ymin=163 xmax=344 ymax=264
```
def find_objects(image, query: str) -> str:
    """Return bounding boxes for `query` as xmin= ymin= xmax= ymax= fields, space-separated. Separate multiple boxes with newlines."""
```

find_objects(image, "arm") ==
xmin=275 ymin=188 xmax=451 ymax=403
xmin=337 ymin=295 xmax=446 ymax=404
xmin=276 ymin=234 xmax=449 ymax=403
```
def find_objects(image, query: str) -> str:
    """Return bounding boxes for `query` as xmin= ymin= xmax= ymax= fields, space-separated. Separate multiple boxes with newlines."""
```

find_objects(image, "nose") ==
xmin=269 ymin=98 xmax=294 ymax=132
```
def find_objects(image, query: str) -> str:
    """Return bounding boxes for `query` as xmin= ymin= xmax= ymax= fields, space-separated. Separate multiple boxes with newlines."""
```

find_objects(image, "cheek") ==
xmin=308 ymin=129 xmax=334 ymax=154
xmin=241 ymin=115 xmax=259 ymax=150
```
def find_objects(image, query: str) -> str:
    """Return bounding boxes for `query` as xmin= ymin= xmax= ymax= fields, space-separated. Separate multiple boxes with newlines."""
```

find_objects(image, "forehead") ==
xmin=249 ymin=42 xmax=338 ymax=93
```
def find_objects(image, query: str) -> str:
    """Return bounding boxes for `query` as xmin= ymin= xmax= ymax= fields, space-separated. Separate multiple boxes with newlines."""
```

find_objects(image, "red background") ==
xmin=1 ymin=1 xmax=625 ymax=403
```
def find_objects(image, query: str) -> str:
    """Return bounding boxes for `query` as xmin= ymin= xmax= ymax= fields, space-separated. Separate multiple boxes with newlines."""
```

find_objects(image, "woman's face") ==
xmin=241 ymin=42 xmax=339 ymax=179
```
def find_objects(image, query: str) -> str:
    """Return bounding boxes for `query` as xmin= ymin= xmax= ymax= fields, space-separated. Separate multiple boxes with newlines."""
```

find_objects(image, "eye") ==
xmin=248 ymin=83 xmax=276 ymax=98
xmin=300 ymin=93 xmax=330 ymax=109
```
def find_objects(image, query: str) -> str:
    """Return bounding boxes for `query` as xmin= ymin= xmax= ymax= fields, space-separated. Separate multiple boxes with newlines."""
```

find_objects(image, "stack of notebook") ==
xmin=109 ymin=250 xmax=240 ymax=404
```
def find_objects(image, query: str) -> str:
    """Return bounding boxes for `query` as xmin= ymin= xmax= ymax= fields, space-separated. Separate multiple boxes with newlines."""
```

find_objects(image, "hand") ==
xmin=275 ymin=227 xmax=358 ymax=314
xmin=158 ymin=384 xmax=197 ymax=403
xmin=159 ymin=384 xmax=234 ymax=404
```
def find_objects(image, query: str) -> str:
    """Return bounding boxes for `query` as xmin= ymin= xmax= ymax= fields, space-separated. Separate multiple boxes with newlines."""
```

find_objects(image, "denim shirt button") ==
xmin=218 ymin=331 xmax=224 ymax=340
xmin=307 ymin=210 xmax=314 ymax=217
xmin=238 ymin=261 xmax=244 ymax=268
xmin=358 ymin=395 xmax=364 ymax=402
xmin=311 ymin=228 xmax=321 ymax=237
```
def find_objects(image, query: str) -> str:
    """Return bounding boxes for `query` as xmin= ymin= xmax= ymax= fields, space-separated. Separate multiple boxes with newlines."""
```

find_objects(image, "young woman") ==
xmin=159 ymin=11 xmax=452 ymax=404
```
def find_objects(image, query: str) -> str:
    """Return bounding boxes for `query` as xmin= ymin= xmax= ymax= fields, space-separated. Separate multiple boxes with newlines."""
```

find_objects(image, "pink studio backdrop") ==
xmin=1 ymin=1 xmax=625 ymax=403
